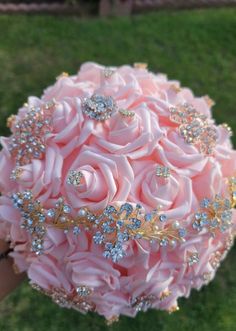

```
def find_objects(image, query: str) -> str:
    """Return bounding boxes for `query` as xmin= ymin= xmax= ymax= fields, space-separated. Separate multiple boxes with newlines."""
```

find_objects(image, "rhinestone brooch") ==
xmin=81 ymin=94 xmax=117 ymax=121
xmin=169 ymin=102 xmax=218 ymax=155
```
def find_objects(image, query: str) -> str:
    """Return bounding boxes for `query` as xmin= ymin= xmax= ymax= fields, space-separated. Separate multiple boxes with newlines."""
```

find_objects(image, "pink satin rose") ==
xmin=64 ymin=146 xmax=134 ymax=211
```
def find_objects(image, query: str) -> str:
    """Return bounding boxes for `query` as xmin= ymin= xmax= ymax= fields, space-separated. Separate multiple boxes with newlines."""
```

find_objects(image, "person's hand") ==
xmin=0 ymin=240 xmax=26 ymax=301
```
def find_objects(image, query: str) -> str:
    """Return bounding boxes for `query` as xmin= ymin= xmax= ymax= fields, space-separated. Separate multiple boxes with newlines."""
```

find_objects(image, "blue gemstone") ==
xmin=110 ymin=244 xmax=126 ymax=262
xmin=160 ymin=238 xmax=168 ymax=246
xmin=14 ymin=199 xmax=23 ymax=208
xmin=211 ymin=218 xmax=219 ymax=228
xmin=11 ymin=193 xmax=18 ymax=201
xmin=200 ymin=219 xmax=209 ymax=226
xmin=220 ymin=225 xmax=227 ymax=232
xmin=27 ymin=203 xmax=34 ymax=212
xmin=200 ymin=198 xmax=211 ymax=208
xmin=38 ymin=214 xmax=46 ymax=223
xmin=104 ymin=205 xmax=117 ymax=216
xmin=23 ymin=191 xmax=32 ymax=200
xmin=102 ymin=222 xmax=115 ymax=233
xmin=73 ymin=226 xmax=81 ymax=235
xmin=105 ymin=242 xmax=113 ymax=250
xmin=120 ymin=203 xmax=133 ymax=216
xmin=93 ymin=232 xmax=104 ymax=245
xmin=27 ymin=218 xmax=33 ymax=226
xmin=195 ymin=213 xmax=201 ymax=220
xmin=103 ymin=251 xmax=111 ymax=259
xmin=116 ymin=219 xmax=124 ymax=228
xmin=34 ymin=151 xmax=40 ymax=158
xmin=117 ymin=231 xmax=129 ymax=242
xmin=47 ymin=209 xmax=55 ymax=218
xmin=128 ymin=218 xmax=141 ymax=230
xmin=178 ymin=228 xmax=187 ymax=237
xmin=145 ymin=213 xmax=153 ymax=222
xmin=224 ymin=199 xmax=231 ymax=208
xmin=192 ymin=221 xmax=202 ymax=231
xmin=159 ymin=214 xmax=167 ymax=222
xmin=63 ymin=205 xmax=71 ymax=214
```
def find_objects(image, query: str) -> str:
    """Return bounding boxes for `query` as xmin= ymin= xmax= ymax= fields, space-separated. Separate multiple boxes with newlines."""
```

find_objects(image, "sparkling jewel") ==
xmin=192 ymin=195 xmax=233 ymax=235
xmin=9 ymin=100 xmax=56 ymax=167
xmin=67 ymin=170 xmax=84 ymax=187
xmin=220 ymin=123 xmax=233 ymax=136
xmin=11 ymin=191 xmax=200 ymax=262
xmin=202 ymin=272 xmax=212 ymax=282
xmin=178 ymin=228 xmax=187 ymax=238
xmin=47 ymin=209 xmax=55 ymax=218
xmin=210 ymin=251 xmax=222 ymax=269
xmin=119 ymin=109 xmax=135 ymax=118
xmin=31 ymin=283 xmax=95 ymax=313
xmin=63 ymin=205 xmax=71 ymax=214
xmin=131 ymin=294 xmax=156 ymax=312
xmin=169 ymin=102 xmax=218 ymax=155
xmin=73 ymin=226 xmax=81 ymax=235
xmin=93 ymin=231 xmax=104 ymax=245
xmin=187 ymin=252 xmax=199 ymax=266
xmin=82 ymin=94 xmax=117 ymax=121
xmin=119 ymin=203 xmax=133 ymax=216
xmin=159 ymin=214 xmax=167 ymax=222
xmin=15 ymin=192 xmax=188 ymax=259
xmin=10 ymin=167 xmax=23 ymax=181
xmin=11 ymin=191 xmax=46 ymax=255
xmin=145 ymin=213 xmax=153 ymax=222
xmin=156 ymin=165 xmax=170 ymax=178
xmin=76 ymin=285 xmax=92 ymax=297
xmin=103 ymin=67 xmax=115 ymax=78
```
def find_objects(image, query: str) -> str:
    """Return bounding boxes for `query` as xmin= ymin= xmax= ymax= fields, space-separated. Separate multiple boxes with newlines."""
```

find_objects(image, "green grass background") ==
xmin=0 ymin=8 xmax=235 ymax=331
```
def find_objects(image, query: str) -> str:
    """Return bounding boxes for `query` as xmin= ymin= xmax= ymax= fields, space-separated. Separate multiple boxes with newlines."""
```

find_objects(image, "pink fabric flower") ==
xmin=0 ymin=62 xmax=235 ymax=322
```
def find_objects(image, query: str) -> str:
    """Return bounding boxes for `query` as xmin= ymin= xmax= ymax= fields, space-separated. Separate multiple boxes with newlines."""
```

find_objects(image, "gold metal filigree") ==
xmin=134 ymin=62 xmax=148 ymax=69
xmin=119 ymin=109 xmax=135 ymax=118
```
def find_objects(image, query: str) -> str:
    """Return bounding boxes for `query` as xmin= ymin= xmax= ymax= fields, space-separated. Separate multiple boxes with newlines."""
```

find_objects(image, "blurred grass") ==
xmin=0 ymin=8 xmax=235 ymax=331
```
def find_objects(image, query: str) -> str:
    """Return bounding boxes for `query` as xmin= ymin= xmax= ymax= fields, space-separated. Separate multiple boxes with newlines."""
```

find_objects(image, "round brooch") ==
xmin=82 ymin=94 xmax=117 ymax=121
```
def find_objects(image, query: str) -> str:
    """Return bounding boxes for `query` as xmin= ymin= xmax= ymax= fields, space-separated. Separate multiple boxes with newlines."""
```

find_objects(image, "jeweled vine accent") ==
xmin=11 ymin=192 xmax=187 ymax=260
xmin=192 ymin=194 xmax=233 ymax=235
xmin=10 ymin=178 xmax=235 ymax=261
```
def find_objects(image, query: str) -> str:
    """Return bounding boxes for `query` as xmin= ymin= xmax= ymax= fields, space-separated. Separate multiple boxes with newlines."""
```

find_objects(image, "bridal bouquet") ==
xmin=0 ymin=62 xmax=235 ymax=324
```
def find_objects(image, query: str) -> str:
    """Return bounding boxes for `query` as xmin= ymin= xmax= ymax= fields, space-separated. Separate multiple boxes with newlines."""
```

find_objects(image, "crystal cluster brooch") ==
xmin=81 ymin=94 xmax=117 ymax=121
xmin=8 ymin=100 xmax=56 ymax=167
xmin=169 ymin=102 xmax=218 ymax=154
